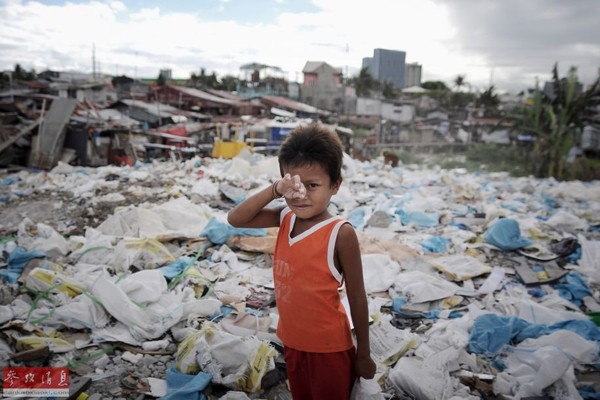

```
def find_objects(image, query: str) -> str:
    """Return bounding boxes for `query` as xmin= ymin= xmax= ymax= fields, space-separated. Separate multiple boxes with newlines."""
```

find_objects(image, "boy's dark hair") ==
xmin=278 ymin=123 xmax=344 ymax=185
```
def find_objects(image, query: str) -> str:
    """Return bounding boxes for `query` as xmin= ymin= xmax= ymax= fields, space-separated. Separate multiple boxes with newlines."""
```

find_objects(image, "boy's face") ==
xmin=281 ymin=162 xmax=340 ymax=222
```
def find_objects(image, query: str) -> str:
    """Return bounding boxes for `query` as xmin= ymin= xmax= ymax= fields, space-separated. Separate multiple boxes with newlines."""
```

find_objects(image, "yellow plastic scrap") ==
xmin=121 ymin=238 xmax=176 ymax=269
xmin=244 ymin=342 xmax=277 ymax=393
xmin=441 ymin=295 xmax=464 ymax=309
xmin=17 ymin=336 xmax=75 ymax=353
xmin=27 ymin=268 xmax=83 ymax=297
xmin=175 ymin=330 xmax=203 ymax=374
xmin=181 ymin=267 xmax=213 ymax=298
xmin=527 ymin=228 xmax=549 ymax=240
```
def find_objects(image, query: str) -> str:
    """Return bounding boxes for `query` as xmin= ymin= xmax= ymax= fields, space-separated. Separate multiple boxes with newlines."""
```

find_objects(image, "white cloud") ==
xmin=0 ymin=0 xmax=598 ymax=93
xmin=110 ymin=1 xmax=126 ymax=12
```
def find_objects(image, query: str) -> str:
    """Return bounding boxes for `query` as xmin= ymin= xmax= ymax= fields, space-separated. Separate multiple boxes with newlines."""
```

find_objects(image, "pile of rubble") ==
xmin=1 ymin=151 xmax=600 ymax=400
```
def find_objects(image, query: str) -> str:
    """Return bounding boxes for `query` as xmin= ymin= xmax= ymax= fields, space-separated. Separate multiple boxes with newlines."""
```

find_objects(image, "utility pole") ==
xmin=92 ymin=43 xmax=96 ymax=81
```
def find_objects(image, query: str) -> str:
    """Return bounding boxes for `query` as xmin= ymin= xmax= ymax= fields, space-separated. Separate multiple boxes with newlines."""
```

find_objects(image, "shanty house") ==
xmin=151 ymin=85 xmax=262 ymax=116
xmin=300 ymin=61 xmax=345 ymax=114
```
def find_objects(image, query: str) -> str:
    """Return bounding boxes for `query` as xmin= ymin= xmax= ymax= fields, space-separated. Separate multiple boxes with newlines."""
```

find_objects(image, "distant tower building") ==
xmin=159 ymin=69 xmax=172 ymax=80
xmin=370 ymin=48 xmax=406 ymax=88
xmin=405 ymin=63 xmax=422 ymax=87
xmin=362 ymin=57 xmax=373 ymax=72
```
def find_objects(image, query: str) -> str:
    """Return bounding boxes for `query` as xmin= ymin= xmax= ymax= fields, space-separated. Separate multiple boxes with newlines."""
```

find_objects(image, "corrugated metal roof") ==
xmin=302 ymin=61 xmax=326 ymax=73
xmin=168 ymin=85 xmax=235 ymax=105
xmin=122 ymin=99 xmax=180 ymax=117
xmin=261 ymin=96 xmax=330 ymax=116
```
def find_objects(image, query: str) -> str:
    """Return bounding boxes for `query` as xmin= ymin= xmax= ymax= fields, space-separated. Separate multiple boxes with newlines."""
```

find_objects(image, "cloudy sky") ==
xmin=1 ymin=0 xmax=599 ymax=93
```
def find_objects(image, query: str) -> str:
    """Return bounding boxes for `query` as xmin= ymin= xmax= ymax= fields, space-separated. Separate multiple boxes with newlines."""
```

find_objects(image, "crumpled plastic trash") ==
xmin=421 ymin=236 xmax=449 ymax=254
xmin=429 ymin=255 xmax=492 ymax=281
xmin=17 ymin=218 xmax=69 ymax=258
xmin=484 ymin=218 xmax=532 ymax=251
xmin=391 ymin=270 xmax=461 ymax=304
xmin=545 ymin=209 xmax=588 ymax=232
xmin=0 ymin=247 xmax=46 ymax=285
xmin=162 ymin=364 xmax=212 ymax=400
xmin=176 ymin=321 xmax=277 ymax=392
xmin=549 ymin=237 xmax=580 ymax=257
xmin=396 ymin=209 xmax=440 ymax=228
xmin=350 ymin=377 xmax=385 ymax=400
xmin=112 ymin=238 xmax=176 ymax=272
xmin=388 ymin=356 xmax=453 ymax=400
xmin=200 ymin=217 xmax=266 ymax=245
xmin=347 ymin=206 xmax=367 ymax=230
xmin=361 ymin=253 xmax=401 ymax=294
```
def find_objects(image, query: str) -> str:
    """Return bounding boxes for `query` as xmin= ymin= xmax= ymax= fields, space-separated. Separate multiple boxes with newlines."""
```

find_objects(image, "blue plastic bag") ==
xmin=484 ymin=218 xmax=531 ymax=251
xmin=200 ymin=217 xmax=266 ymax=245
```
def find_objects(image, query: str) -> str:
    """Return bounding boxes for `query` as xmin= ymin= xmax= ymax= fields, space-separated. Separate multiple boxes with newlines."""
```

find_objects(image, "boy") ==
xmin=227 ymin=123 xmax=376 ymax=399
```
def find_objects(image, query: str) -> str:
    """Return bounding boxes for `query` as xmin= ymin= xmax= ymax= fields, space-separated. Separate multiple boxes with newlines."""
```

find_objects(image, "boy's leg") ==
xmin=284 ymin=347 xmax=356 ymax=400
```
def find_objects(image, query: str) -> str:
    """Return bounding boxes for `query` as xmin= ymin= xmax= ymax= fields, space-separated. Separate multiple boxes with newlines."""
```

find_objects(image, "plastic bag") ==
xmin=350 ymin=378 xmax=385 ymax=400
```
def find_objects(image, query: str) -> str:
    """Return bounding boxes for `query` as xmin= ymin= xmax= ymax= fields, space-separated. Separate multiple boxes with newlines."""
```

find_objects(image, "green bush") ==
xmin=431 ymin=144 xmax=531 ymax=176
xmin=564 ymin=157 xmax=600 ymax=181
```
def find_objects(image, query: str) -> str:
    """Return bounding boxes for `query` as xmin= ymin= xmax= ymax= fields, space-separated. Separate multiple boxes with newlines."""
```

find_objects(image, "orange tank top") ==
xmin=273 ymin=208 xmax=354 ymax=353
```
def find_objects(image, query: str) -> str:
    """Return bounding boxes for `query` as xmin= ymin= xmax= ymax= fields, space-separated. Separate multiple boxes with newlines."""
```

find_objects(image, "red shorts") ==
xmin=284 ymin=346 xmax=356 ymax=400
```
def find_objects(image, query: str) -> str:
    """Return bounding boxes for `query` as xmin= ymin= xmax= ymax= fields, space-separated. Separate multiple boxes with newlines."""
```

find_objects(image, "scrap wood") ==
xmin=0 ymin=118 xmax=41 ymax=154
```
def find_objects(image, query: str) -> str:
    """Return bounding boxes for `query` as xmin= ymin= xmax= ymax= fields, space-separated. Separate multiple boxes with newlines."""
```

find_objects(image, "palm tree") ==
xmin=511 ymin=64 xmax=600 ymax=179
xmin=454 ymin=74 xmax=466 ymax=92
xmin=452 ymin=74 xmax=471 ymax=109
xmin=476 ymin=85 xmax=500 ymax=112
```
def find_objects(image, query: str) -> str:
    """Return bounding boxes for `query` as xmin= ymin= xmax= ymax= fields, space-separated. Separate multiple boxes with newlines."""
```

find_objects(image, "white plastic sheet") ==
xmin=17 ymin=217 xmax=69 ymax=258
xmin=388 ymin=356 xmax=453 ymax=400
xmin=497 ymin=330 xmax=598 ymax=399
xmin=429 ymin=255 xmax=492 ymax=281
xmin=390 ymin=270 xmax=461 ymax=304
xmin=350 ymin=378 xmax=385 ymax=400
xmin=97 ymin=196 xmax=213 ymax=240
xmin=88 ymin=270 xmax=221 ymax=340
xmin=362 ymin=253 xmax=401 ymax=294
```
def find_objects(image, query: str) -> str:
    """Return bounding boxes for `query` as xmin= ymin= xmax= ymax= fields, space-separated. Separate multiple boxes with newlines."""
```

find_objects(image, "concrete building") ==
xmin=405 ymin=63 xmax=422 ymax=87
xmin=300 ymin=61 xmax=344 ymax=114
xmin=362 ymin=57 xmax=373 ymax=71
xmin=369 ymin=48 xmax=406 ymax=89
xmin=159 ymin=69 xmax=172 ymax=80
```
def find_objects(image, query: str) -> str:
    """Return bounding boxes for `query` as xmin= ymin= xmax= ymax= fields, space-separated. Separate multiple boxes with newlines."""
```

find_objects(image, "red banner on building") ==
xmin=2 ymin=367 xmax=70 ymax=397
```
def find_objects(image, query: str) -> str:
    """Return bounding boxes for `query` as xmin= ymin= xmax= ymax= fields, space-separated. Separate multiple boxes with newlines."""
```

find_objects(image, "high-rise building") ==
xmin=159 ymin=69 xmax=172 ymax=80
xmin=370 ymin=48 xmax=406 ymax=88
xmin=362 ymin=57 xmax=373 ymax=71
xmin=405 ymin=63 xmax=422 ymax=87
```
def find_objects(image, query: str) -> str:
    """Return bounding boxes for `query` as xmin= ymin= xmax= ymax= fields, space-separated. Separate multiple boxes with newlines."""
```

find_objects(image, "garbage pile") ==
xmin=1 ymin=151 xmax=600 ymax=400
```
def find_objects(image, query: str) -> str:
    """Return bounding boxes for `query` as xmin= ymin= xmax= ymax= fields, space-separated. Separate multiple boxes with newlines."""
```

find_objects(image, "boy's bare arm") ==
xmin=227 ymin=183 xmax=282 ymax=228
xmin=227 ymin=175 xmax=306 ymax=228
xmin=336 ymin=224 xmax=377 ymax=379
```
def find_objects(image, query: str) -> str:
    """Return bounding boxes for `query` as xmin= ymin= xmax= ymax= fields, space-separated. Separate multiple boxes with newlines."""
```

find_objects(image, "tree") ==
xmin=157 ymin=72 xmax=167 ymax=86
xmin=421 ymin=80 xmax=452 ymax=108
xmin=350 ymin=67 xmax=379 ymax=97
xmin=112 ymin=75 xmax=134 ymax=86
xmin=218 ymin=75 xmax=240 ymax=91
xmin=381 ymin=80 xmax=397 ymax=100
xmin=511 ymin=64 xmax=600 ymax=179
xmin=12 ymin=63 xmax=36 ymax=81
xmin=449 ymin=74 xmax=474 ymax=109
xmin=453 ymin=74 xmax=467 ymax=92
xmin=476 ymin=85 xmax=500 ymax=112
xmin=190 ymin=68 xmax=219 ymax=89
xmin=422 ymin=81 xmax=449 ymax=91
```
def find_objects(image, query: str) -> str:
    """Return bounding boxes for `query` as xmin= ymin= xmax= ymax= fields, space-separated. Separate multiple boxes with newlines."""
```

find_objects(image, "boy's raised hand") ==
xmin=276 ymin=173 xmax=307 ymax=199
